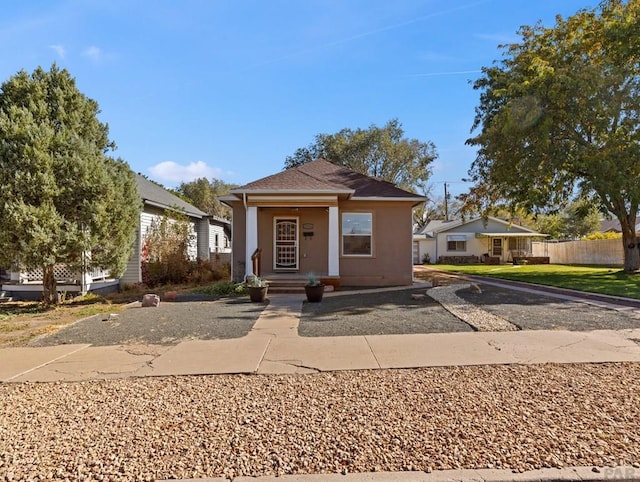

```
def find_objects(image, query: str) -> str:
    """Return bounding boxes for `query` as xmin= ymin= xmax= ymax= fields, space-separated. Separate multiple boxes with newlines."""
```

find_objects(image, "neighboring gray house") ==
xmin=2 ymin=174 xmax=231 ymax=299
xmin=120 ymin=174 xmax=231 ymax=284
xmin=413 ymin=216 xmax=546 ymax=264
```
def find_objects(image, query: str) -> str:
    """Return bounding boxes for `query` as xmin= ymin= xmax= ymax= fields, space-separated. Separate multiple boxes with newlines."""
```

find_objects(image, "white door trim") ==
xmin=273 ymin=217 xmax=299 ymax=271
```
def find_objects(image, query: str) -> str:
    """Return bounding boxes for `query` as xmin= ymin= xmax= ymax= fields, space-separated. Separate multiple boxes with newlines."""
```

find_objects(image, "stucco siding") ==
xmin=338 ymin=200 xmax=414 ymax=286
xmin=256 ymin=207 xmax=329 ymax=275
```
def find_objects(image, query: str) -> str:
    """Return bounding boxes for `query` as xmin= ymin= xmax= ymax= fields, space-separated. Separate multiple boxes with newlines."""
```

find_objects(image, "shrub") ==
xmin=197 ymin=281 xmax=246 ymax=297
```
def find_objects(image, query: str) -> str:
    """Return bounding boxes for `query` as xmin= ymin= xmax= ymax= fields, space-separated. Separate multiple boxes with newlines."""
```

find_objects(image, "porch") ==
xmin=475 ymin=233 xmax=545 ymax=264
xmin=1 ymin=264 xmax=119 ymax=301
xmin=244 ymin=202 xmax=341 ymax=281
xmin=249 ymin=249 xmax=340 ymax=293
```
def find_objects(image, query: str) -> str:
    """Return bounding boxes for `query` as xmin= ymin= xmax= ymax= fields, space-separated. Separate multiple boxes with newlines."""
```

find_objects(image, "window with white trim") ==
xmin=342 ymin=212 xmax=372 ymax=256
xmin=446 ymin=235 xmax=467 ymax=252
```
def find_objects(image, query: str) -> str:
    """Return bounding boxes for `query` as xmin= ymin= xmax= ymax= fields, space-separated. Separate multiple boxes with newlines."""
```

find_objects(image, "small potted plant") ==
xmin=304 ymin=272 xmax=324 ymax=302
xmin=245 ymin=274 xmax=268 ymax=302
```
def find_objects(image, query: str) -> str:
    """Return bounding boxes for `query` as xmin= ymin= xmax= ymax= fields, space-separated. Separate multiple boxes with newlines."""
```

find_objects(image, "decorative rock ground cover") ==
xmin=1 ymin=363 xmax=639 ymax=480
xmin=29 ymin=298 xmax=264 ymax=347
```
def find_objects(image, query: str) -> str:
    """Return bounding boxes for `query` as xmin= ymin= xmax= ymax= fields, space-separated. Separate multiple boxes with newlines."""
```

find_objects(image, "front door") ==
xmin=492 ymin=238 xmax=503 ymax=258
xmin=274 ymin=217 xmax=299 ymax=270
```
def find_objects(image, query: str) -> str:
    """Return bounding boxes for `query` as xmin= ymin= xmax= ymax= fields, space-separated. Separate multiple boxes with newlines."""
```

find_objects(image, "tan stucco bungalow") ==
xmin=221 ymin=159 xmax=426 ymax=287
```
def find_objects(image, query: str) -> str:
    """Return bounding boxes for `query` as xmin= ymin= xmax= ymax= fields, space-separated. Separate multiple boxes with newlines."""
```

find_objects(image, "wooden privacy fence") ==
xmin=532 ymin=238 xmax=623 ymax=266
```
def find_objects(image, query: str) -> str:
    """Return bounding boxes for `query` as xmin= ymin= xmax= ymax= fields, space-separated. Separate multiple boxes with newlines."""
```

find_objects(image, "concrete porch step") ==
xmin=264 ymin=276 xmax=336 ymax=294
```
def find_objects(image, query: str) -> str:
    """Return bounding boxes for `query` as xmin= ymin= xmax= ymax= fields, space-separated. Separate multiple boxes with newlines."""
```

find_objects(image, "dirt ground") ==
xmin=0 ymin=285 xmax=203 ymax=348
xmin=0 ymin=300 xmax=125 ymax=347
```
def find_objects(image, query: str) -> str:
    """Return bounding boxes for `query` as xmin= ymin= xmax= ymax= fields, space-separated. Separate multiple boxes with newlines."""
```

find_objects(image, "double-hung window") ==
xmin=446 ymin=235 xmax=466 ymax=252
xmin=342 ymin=212 xmax=372 ymax=256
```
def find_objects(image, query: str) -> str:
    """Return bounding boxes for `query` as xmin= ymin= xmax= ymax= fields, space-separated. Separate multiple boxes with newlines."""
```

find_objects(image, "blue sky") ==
xmin=1 ymin=0 xmax=599 ymax=198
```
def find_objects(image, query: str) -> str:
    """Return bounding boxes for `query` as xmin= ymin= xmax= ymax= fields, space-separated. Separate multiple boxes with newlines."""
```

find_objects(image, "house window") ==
xmin=342 ymin=212 xmax=372 ymax=256
xmin=446 ymin=235 xmax=466 ymax=252
xmin=215 ymin=233 xmax=219 ymax=249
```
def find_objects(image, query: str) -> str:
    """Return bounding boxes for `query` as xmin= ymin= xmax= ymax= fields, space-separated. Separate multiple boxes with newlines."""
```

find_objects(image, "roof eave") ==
xmin=143 ymin=199 xmax=205 ymax=219
xmin=229 ymin=188 xmax=355 ymax=195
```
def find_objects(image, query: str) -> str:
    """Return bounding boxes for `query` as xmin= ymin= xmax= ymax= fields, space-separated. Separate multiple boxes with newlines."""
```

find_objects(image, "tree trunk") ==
xmin=42 ymin=265 xmax=58 ymax=305
xmin=622 ymin=232 xmax=640 ymax=273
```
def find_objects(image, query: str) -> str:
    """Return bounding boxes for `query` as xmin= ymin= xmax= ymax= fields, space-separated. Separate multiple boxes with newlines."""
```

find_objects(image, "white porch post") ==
xmin=328 ymin=206 xmax=339 ymax=276
xmin=245 ymin=206 xmax=258 ymax=278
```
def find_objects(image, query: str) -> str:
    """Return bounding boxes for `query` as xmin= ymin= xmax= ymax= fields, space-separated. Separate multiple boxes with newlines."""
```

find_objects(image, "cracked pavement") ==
xmin=3 ymin=287 xmax=640 ymax=382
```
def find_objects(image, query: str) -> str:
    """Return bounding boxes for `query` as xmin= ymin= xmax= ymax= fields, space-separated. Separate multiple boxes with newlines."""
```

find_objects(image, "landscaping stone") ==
xmin=141 ymin=294 xmax=160 ymax=307
xmin=163 ymin=291 xmax=177 ymax=302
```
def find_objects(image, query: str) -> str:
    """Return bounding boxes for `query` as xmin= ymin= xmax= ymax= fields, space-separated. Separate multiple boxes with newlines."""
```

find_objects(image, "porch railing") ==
xmin=251 ymin=248 xmax=262 ymax=277
xmin=22 ymin=265 xmax=111 ymax=283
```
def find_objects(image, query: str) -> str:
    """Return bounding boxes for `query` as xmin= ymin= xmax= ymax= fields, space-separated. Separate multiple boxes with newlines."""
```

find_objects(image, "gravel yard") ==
xmin=299 ymin=288 xmax=474 ymax=337
xmin=457 ymin=284 xmax=640 ymax=331
xmin=1 ymin=363 xmax=639 ymax=480
xmin=29 ymin=298 xmax=266 ymax=347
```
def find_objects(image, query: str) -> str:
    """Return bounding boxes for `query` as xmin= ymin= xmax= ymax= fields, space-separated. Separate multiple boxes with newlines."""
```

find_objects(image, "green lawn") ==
xmin=433 ymin=264 xmax=640 ymax=299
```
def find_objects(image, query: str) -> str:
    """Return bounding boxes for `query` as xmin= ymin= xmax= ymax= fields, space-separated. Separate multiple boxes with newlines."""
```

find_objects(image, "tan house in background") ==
xmin=220 ymin=159 xmax=426 ymax=287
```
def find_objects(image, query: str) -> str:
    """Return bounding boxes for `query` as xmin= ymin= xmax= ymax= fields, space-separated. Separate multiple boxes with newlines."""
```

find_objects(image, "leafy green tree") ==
xmin=531 ymin=199 xmax=601 ymax=239
xmin=0 ymin=65 xmax=140 ymax=303
xmin=285 ymin=118 xmax=437 ymax=193
xmin=464 ymin=0 xmax=640 ymax=272
xmin=174 ymin=177 xmax=236 ymax=219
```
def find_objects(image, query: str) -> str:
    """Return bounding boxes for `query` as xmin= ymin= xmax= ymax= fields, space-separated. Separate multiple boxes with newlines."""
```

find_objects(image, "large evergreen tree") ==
xmin=0 ymin=65 xmax=141 ymax=303
xmin=465 ymin=0 xmax=640 ymax=272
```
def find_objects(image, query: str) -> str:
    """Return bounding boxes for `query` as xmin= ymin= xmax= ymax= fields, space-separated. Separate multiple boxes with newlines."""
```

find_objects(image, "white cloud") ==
xmin=148 ymin=160 xmax=223 ymax=185
xmin=49 ymin=44 xmax=65 ymax=59
xmin=83 ymin=45 xmax=102 ymax=62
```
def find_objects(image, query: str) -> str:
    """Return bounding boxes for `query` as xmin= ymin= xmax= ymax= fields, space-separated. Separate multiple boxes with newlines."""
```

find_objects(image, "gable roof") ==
xmin=416 ymin=216 xmax=544 ymax=236
xmin=415 ymin=219 xmax=463 ymax=236
xmin=135 ymin=174 xmax=207 ymax=218
xmin=230 ymin=159 xmax=426 ymax=201
xmin=599 ymin=217 xmax=640 ymax=233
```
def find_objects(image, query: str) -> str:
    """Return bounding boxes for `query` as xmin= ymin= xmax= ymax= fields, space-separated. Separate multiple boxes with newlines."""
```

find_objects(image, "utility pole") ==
xmin=444 ymin=183 xmax=449 ymax=221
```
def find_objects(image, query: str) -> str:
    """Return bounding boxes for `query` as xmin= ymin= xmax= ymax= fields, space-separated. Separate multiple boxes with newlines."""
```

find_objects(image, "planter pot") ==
xmin=248 ymin=286 xmax=268 ymax=302
xmin=304 ymin=284 xmax=324 ymax=302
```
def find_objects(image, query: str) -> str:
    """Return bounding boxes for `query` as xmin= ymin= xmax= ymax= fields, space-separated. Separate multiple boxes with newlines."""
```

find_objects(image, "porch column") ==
xmin=245 ymin=206 xmax=258 ymax=278
xmin=328 ymin=206 xmax=339 ymax=276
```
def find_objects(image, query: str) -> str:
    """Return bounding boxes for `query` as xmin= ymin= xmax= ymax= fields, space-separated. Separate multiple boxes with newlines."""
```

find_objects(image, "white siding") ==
xmin=120 ymin=207 xmax=210 ymax=284
xmin=197 ymin=218 xmax=210 ymax=260
xmin=436 ymin=232 xmax=488 ymax=261
xmin=120 ymin=213 xmax=144 ymax=285
xmin=209 ymin=223 xmax=231 ymax=254
xmin=187 ymin=220 xmax=198 ymax=260
xmin=414 ymin=238 xmax=437 ymax=264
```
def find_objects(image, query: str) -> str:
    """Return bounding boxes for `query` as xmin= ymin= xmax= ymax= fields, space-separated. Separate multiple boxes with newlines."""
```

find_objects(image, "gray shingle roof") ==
xmin=135 ymin=174 xmax=207 ymax=218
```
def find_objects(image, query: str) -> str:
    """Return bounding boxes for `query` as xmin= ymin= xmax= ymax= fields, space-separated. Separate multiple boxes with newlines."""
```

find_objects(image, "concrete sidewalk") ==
xmin=2 ymin=292 xmax=640 ymax=383
xmin=159 ymin=465 xmax=640 ymax=482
